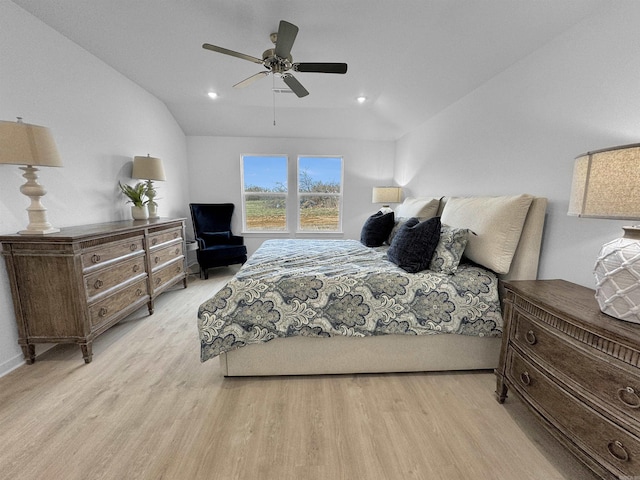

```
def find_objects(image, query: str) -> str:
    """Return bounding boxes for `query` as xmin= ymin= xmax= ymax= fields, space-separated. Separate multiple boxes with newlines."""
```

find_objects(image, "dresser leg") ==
xmin=80 ymin=343 xmax=93 ymax=364
xmin=495 ymin=374 xmax=508 ymax=403
xmin=21 ymin=344 xmax=36 ymax=365
xmin=147 ymin=300 xmax=154 ymax=315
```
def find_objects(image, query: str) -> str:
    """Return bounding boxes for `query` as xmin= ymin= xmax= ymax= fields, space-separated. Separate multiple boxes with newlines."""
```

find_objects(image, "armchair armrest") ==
xmin=197 ymin=231 xmax=244 ymax=247
xmin=229 ymin=235 xmax=245 ymax=246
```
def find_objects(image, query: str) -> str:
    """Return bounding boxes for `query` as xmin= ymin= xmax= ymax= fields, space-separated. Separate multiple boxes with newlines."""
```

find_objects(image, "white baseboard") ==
xmin=0 ymin=353 xmax=25 ymax=378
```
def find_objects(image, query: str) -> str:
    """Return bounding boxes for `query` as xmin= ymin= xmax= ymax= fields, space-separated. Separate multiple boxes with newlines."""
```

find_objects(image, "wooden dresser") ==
xmin=0 ymin=218 xmax=187 ymax=364
xmin=496 ymin=280 xmax=640 ymax=479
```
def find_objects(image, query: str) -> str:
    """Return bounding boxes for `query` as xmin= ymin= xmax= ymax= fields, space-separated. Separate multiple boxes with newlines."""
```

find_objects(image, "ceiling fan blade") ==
xmin=293 ymin=63 xmax=348 ymax=74
xmin=233 ymin=71 xmax=270 ymax=89
xmin=274 ymin=20 xmax=298 ymax=59
xmin=202 ymin=43 xmax=264 ymax=65
xmin=282 ymin=74 xmax=309 ymax=98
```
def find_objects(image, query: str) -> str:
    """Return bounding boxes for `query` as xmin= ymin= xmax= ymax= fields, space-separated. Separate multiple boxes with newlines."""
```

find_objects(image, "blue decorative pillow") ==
xmin=387 ymin=216 xmax=442 ymax=273
xmin=361 ymin=211 xmax=395 ymax=247
xmin=429 ymin=225 xmax=469 ymax=274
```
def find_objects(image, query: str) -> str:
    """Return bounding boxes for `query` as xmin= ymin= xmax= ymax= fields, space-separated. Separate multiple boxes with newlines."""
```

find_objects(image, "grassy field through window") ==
xmin=245 ymin=199 xmax=339 ymax=230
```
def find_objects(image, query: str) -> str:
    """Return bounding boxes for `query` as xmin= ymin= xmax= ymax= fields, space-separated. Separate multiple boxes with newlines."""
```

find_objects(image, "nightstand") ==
xmin=495 ymin=279 xmax=640 ymax=480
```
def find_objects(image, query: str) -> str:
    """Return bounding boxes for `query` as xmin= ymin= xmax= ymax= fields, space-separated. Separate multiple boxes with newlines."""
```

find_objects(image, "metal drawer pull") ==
xmin=155 ymin=277 xmax=162 ymax=286
xmin=607 ymin=440 xmax=629 ymax=462
xmin=136 ymin=288 xmax=143 ymax=296
xmin=152 ymin=238 xmax=158 ymax=245
xmin=175 ymin=247 xmax=179 ymax=255
xmin=176 ymin=266 xmax=181 ymax=273
xmin=174 ymin=232 xmax=178 ymax=238
xmin=130 ymin=243 xmax=137 ymax=251
xmin=155 ymin=256 xmax=160 ymax=264
xmin=98 ymin=307 xmax=108 ymax=317
xmin=93 ymin=280 xmax=103 ymax=289
xmin=91 ymin=254 xmax=101 ymax=264
xmin=617 ymin=387 xmax=640 ymax=409
xmin=525 ymin=330 xmax=537 ymax=345
xmin=133 ymin=265 xmax=140 ymax=273
xmin=520 ymin=371 xmax=531 ymax=386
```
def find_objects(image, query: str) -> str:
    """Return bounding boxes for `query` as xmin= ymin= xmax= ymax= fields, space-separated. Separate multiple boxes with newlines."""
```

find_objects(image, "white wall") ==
xmin=395 ymin=2 xmax=640 ymax=289
xmin=187 ymin=136 xmax=396 ymax=255
xmin=0 ymin=2 xmax=189 ymax=375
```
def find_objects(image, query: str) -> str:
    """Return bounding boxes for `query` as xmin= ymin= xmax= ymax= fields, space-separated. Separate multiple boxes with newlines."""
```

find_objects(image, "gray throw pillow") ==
xmin=429 ymin=225 xmax=469 ymax=274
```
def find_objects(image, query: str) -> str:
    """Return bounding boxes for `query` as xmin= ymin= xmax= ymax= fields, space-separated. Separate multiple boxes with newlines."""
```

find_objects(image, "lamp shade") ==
xmin=372 ymin=186 xmax=402 ymax=204
xmin=568 ymin=144 xmax=640 ymax=220
xmin=0 ymin=119 xmax=62 ymax=167
xmin=132 ymin=155 xmax=166 ymax=181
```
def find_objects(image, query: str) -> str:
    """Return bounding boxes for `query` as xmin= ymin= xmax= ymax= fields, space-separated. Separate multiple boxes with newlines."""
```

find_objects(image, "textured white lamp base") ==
xmin=594 ymin=227 xmax=640 ymax=324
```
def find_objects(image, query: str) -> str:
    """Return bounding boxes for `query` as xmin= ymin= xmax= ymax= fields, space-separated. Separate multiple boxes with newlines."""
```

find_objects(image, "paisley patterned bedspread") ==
xmin=198 ymin=239 xmax=502 ymax=362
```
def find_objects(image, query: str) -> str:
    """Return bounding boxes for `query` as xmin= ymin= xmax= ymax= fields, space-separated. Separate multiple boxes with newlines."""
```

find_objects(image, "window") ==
xmin=297 ymin=156 xmax=343 ymax=232
xmin=240 ymin=154 xmax=343 ymax=233
xmin=241 ymin=155 xmax=288 ymax=231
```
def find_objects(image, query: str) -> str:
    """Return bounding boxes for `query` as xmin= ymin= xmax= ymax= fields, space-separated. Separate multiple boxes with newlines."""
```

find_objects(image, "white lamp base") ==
xmin=18 ymin=165 xmax=59 ymax=235
xmin=594 ymin=226 xmax=640 ymax=323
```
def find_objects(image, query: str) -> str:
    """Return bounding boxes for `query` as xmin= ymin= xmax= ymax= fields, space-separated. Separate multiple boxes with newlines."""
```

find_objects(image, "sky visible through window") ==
xmin=243 ymin=155 xmax=342 ymax=191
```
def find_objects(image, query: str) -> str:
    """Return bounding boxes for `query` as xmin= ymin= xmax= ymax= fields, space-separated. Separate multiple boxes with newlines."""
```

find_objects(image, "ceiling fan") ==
xmin=202 ymin=20 xmax=347 ymax=98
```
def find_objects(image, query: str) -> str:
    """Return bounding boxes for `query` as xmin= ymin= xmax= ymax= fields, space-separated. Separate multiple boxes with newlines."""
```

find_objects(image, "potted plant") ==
xmin=119 ymin=181 xmax=149 ymax=220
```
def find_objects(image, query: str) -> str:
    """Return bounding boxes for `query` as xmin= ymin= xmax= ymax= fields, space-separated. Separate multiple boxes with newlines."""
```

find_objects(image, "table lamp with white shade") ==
xmin=568 ymin=143 xmax=640 ymax=323
xmin=132 ymin=154 xmax=166 ymax=219
xmin=0 ymin=118 xmax=63 ymax=234
xmin=372 ymin=186 xmax=402 ymax=213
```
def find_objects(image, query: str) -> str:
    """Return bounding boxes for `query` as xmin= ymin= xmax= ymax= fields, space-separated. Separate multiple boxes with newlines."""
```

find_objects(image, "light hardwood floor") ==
xmin=0 ymin=267 xmax=599 ymax=480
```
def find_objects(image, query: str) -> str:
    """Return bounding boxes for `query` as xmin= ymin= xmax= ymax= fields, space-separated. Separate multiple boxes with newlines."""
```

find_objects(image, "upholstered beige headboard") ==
xmin=499 ymin=197 xmax=547 ymax=281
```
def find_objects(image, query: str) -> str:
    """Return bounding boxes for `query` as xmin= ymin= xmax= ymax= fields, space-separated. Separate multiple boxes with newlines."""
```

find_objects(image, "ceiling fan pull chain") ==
xmin=273 ymin=74 xmax=277 ymax=126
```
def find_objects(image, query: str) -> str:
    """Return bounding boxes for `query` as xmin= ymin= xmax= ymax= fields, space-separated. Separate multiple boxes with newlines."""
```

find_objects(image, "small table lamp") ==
xmin=372 ymin=186 xmax=402 ymax=211
xmin=568 ymin=143 xmax=640 ymax=323
xmin=132 ymin=154 xmax=166 ymax=219
xmin=0 ymin=118 xmax=63 ymax=234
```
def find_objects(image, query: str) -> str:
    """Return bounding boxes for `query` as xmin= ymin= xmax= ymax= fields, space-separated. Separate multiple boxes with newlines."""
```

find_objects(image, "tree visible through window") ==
xmin=241 ymin=155 xmax=287 ymax=231
xmin=298 ymin=156 xmax=343 ymax=232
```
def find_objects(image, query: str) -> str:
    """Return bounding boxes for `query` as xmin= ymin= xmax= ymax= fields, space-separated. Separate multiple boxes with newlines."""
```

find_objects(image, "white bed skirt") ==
xmin=219 ymin=334 xmax=502 ymax=376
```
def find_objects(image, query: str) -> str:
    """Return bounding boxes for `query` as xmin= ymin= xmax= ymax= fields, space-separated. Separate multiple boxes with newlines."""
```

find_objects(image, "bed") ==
xmin=198 ymin=194 xmax=547 ymax=376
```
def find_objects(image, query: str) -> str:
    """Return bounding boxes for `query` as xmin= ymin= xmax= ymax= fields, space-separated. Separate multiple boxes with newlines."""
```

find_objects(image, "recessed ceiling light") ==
xmin=357 ymin=96 xmax=367 ymax=104
xmin=207 ymin=92 xmax=218 ymax=99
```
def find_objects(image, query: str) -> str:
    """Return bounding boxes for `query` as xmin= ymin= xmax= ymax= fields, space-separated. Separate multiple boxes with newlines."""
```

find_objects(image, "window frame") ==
xmin=296 ymin=155 xmax=344 ymax=234
xmin=240 ymin=154 xmax=289 ymax=233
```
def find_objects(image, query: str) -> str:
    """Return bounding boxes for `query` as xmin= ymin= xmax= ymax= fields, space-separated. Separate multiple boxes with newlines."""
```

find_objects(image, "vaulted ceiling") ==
xmin=12 ymin=0 xmax=607 ymax=141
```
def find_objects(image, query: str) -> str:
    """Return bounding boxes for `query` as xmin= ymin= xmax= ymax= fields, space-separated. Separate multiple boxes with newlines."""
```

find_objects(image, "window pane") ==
xmin=298 ymin=156 xmax=342 ymax=193
xmin=298 ymin=156 xmax=343 ymax=232
xmin=243 ymin=155 xmax=287 ymax=193
xmin=245 ymin=194 xmax=287 ymax=231
xmin=299 ymin=195 xmax=340 ymax=231
xmin=242 ymin=155 xmax=287 ymax=231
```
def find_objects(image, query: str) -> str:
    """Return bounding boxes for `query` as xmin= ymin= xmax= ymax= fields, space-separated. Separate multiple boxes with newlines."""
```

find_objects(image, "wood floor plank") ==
xmin=0 ymin=266 xmax=599 ymax=480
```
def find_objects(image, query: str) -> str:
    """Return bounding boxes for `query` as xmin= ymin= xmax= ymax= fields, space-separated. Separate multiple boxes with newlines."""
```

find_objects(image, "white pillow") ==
xmin=440 ymin=195 xmax=534 ymax=275
xmin=394 ymin=197 xmax=440 ymax=219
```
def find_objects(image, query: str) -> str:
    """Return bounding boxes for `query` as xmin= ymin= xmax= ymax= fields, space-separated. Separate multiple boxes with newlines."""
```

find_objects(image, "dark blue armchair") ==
xmin=189 ymin=203 xmax=247 ymax=279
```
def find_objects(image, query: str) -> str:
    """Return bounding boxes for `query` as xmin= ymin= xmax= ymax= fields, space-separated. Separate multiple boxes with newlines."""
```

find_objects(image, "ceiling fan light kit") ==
xmin=202 ymin=20 xmax=347 ymax=99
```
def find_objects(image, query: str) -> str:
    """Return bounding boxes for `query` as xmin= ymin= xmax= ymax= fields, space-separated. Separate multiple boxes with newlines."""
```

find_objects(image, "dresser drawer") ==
xmin=89 ymin=279 xmax=148 ymax=330
xmin=84 ymin=255 xmax=146 ymax=301
xmin=508 ymin=348 xmax=640 ymax=477
xmin=150 ymin=242 xmax=183 ymax=271
xmin=512 ymin=309 xmax=640 ymax=428
xmin=82 ymin=237 xmax=144 ymax=271
xmin=148 ymin=227 xmax=182 ymax=249
xmin=151 ymin=259 xmax=184 ymax=293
